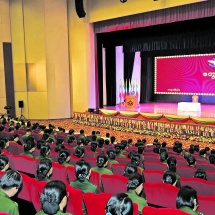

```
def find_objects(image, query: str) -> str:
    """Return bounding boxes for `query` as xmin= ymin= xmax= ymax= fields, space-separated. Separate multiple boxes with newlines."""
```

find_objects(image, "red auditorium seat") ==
xmin=180 ymin=177 xmax=215 ymax=196
xmin=90 ymin=171 xmax=101 ymax=192
xmin=8 ymin=142 xmax=24 ymax=155
xmin=49 ymin=150 xmax=59 ymax=162
xmin=83 ymin=192 xmax=112 ymax=215
xmin=144 ymin=182 xmax=179 ymax=208
xmin=177 ymin=159 xmax=189 ymax=166
xmin=51 ymin=162 xmax=68 ymax=184
xmin=116 ymin=158 xmax=131 ymax=165
xmin=176 ymin=166 xmax=196 ymax=178
xmin=144 ymin=169 xmax=164 ymax=183
xmin=144 ymin=156 xmax=159 ymax=162
xmin=206 ymin=170 xmax=215 ymax=182
xmin=142 ymin=206 xmax=190 ymax=215
xmin=144 ymin=161 xmax=167 ymax=171
xmin=12 ymin=154 xmax=37 ymax=176
xmin=65 ymin=184 xmax=84 ymax=215
xmin=198 ymin=195 xmax=215 ymax=215
xmin=83 ymin=193 xmax=138 ymax=215
xmin=85 ymin=158 xmax=97 ymax=168
xmin=196 ymin=163 xmax=215 ymax=171
xmin=111 ymin=163 xmax=126 ymax=175
xmin=84 ymin=150 xmax=96 ymax=158
xmin=101 ymin=174 xmax=128 ymax=195
xmin=66 ymin=165 xmax=76 ymax=183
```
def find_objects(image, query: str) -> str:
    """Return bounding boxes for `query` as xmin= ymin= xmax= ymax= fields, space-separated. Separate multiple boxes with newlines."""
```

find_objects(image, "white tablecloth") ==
xmin=178 ymin=102 xmax=201 ymax=112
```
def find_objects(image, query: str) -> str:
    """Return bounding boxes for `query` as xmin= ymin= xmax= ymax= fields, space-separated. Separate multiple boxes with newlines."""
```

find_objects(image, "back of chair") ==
xmin=176 ymin=166 xmax=196 ymax=178
xmin=84 ymin=192 xmax=112 ymax=215
xmin=65 ymin=184 xmax=84 ymax=215
xmin=144 ymin=156 xmax=159 ymax=162
xmin=144 ymin=169 xmax=164 ymax=183
xmin=12 ymin=154 xmax=37 ymax=176
xmin=90 ymin=171 xmax=101 ymax=192
xmin=180 ymin=177 xmax=215 ymax=196
xmin=144 ymin=161 xmax=167 ymax=171
xmin=196 ymin=163 xmax=215 ymax=171
xmin=49 ymin=151 xmax=59 ymax=162
xmin=8 ymin=142 xmax=24 ymax=155
xmin=51 ymin=162 xmax=68 ymax=184
xmin=116 ymin=158 xmax=131 ymax=165
xmin=101 ymin=174 xmax=128 ymax=195
xmin=198 ymin=195 xmax=215 ymax=215
xmin=142 ymin=206 xmax=191 ymax=215
xmin=206 ymin=170 xmax=215 ymax=182
xmin=111 ymin=163 xmax=126 ymax=175
xmin=144 ymin=182 xmax=179 ymax=208
xmin=85 ymin=158 xmax=97 ymax=168
xmin=177 ymin=159 xmax=188 ymax=166
xmin=66 ymin=165 xmax=76 ymax=183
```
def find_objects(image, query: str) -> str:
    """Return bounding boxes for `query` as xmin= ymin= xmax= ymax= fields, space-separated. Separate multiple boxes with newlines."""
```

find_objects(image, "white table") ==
xmin=178 ymin=102 xmax=201 ymax=112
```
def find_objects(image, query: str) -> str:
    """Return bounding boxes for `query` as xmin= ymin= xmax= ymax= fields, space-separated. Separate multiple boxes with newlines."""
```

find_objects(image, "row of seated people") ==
xmin=0 ymin=160 xmax=206 ymax=215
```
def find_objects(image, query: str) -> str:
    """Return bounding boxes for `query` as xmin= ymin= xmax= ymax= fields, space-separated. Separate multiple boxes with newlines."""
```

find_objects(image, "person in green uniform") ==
xmin=70 ymin=159 xmax=99 ymax=193
xmin=90 ymin=141 xmax=98 ymax=153
xmin=36 ymin=158 xmax=53 ymax=182
xmin=0 ymin=138 xmax=9 ymax=151
xmin=20 ymin=140 xmax=36 ymax=158
xmin=73 ymin=146 xmax=85 ymax=159
xmin=0 ymin=154 xmax=10 ymax=172
xmin=58 ymin=149 xmax=72 ymax=167
xmin=176 ymin=186 xmax=204 ymax=215
xmin=114 ymin=144 xmax=126 ymax=158
xmin=105 ymin=193 xmax=133 ymax=215
xmin=160 ymin=151 xmax=169 ymax=164
xmin=163 ymin=171 xmax=177 ymax=186
xmin=194 ymin=169 xmax=207 ymax=180
xmin=36 ymin=144 xmax=52 ymax=161
xmin=36 ymin=180 xmax=72 ymax=215
xmin=107 ymin=148 xmax=119 ymax=168
xmin=124 ymin=163 xmax=138 ymax=177
xmin=187 ymin=156 xmax=196 ymax=168
xmin=199 ymin=149 xmax=208 ymax=161
xmin=22 ymin=128 xmax=32 ymax=143
xmin=131 ymin=152 xmax=144 ymax=174
xmin=126 ymin=173 xmax=147 ymax=214
xmin=167 ymin=156 xmax=181 ymax=188
xmin=91 ymin=154 xmax=113 ymax=176
xmin=0 ymin=170 xmax=23 ymax=215
xmin=78 ymin=129 xmax=86 ymax=141
xmin=73 ymin=138 xmax=85 ymax=149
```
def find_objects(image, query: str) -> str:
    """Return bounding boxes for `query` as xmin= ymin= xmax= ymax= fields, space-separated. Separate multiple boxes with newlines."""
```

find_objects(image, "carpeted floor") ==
xmin=31 ymin=118 xmax=215 ymax=150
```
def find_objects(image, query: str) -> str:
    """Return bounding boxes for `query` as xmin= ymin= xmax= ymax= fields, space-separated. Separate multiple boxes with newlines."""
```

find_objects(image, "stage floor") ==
xmin=102 ymin=102 xmax=215 ymax=119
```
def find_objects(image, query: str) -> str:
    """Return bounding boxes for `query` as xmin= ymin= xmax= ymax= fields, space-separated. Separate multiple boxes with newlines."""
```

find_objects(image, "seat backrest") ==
xmin=17 ymin=173 xmax=34 ymax=202
xmin=65 ymin=184 xmax=84 ymax=215
xmin=144 ymin=156 xmax=159 ymax=162
xmin=142 ymin=206 xmax=190 ymax=215
xmin=85 ymin=158 xmax=97 ymax=168
xmin=84 ymin=151 xmax=96 ymax=158
xmin=101 ymin=174 xmax=128 ymax=195
xmin=51 ymin=162 xmax=68 ymax=184
xmin=8 ymin=142 xmax=24 ymax=155
xmin=84 ymin=192 xmax=112 ymax=215
xmin=206 ymin=170 xmax=215 ymax=182
xmin=144 ymin=182 xmax=179 ymax=208
xmin=180 ymin=177 xmax=215 ymax=196
xmin=144 ymin=169 xmax=164 ymax=183
xmin=177 ymin=159 xmax=188 ymax=166
xmin=66 ymin=165 xmax=76 ymax=183
xmin=12 ymin=154 xmax=37 ymax=176
xmin=49 ymin=151 xmax=59 ymax=162
xmin=116 ymin=158 xmax=131 ymax=165
xmin=111 ymin=163 xmax=126 ymax=175
xmin=198 ymin=195 xmax=215 ymax=215
xmin=176 ymin=166 xmax=196 ymax=178
xmin=90 ymin=171 xmax=101 ymax=192
xmin=196 ymin=163 xmax=215 ymax=171
xmin=144 ymin=161 xmax=167 ymax=171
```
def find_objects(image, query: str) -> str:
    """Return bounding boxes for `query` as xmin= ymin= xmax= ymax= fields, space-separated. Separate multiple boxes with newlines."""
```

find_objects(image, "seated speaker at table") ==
xmin=192 ymin=94 xmax=199 ymax=103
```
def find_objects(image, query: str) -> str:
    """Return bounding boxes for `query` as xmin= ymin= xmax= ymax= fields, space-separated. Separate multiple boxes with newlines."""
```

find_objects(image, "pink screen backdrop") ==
xmin=155 ymin=54 xmax=215 ymax=95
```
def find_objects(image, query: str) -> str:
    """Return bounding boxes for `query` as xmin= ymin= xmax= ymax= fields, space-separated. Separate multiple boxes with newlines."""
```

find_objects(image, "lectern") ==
xmin=125 ymin=95 xmax=138 ymax=108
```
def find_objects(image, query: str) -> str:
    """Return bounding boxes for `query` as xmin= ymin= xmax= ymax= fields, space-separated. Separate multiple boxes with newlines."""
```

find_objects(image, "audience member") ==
xmin=105 ymin=193 xmax=133 ymax=215
xmin=176 ymin=186 xmax=203 ymax=215
xmin=124 ymin=163 xmax=138 ymax=178
xmin=36 ymin=180 xmax=71 ymax=215
xmin=36 ymin=144 xmax=51 ymax=160
xmin=36 ymin=158 xmax=53 ymax=182
xmin=107 ymin=148 xmax=119 ymax=167
xmin=187 ymin=156 xmax=196 ymax=168
xmin=163 ymin=171 xmax=177 ymax=186
xmin=126 ymin=173 xmax=147 ymax=213
xmin=74 ymin=146 xmax=85 ymax=158
xmin=58 ymin=149 xmax=72 ymax=167
xmin=194 ymin=169 xmax=207 ymax=180
xmin=0 ymin=170 xmax=23 ymax=215
xmin=20 ymin=140 xmax=36 ymax=158
xmin=0 ymin=154 xmax=9 ymax=172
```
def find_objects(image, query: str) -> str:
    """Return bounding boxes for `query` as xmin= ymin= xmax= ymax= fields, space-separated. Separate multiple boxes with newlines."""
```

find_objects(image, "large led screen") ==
xmin=154 ymin=54 xmax=215 ymax=95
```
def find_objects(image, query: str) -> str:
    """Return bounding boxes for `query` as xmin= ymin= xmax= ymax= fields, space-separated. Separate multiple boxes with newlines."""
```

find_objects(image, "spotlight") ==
xmin=120 ymin=0 xmax=127 ymax=3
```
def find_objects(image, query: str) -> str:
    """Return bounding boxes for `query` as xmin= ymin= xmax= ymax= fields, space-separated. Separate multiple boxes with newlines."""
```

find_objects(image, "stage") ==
xmin=101 ymin=102 xmax=215 ymax=119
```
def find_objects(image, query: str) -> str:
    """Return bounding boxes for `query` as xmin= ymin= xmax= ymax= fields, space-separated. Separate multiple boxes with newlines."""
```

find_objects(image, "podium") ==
xmin=125 ymin=95 xmax=138 ymax=108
